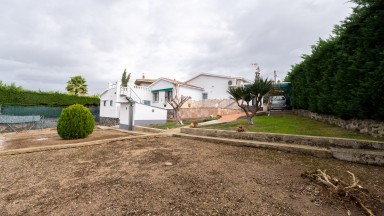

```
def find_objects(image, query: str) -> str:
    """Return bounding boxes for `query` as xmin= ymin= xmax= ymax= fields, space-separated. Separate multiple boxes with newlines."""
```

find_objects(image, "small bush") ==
xmin=57 ymin=104 xmax=95 ymax=139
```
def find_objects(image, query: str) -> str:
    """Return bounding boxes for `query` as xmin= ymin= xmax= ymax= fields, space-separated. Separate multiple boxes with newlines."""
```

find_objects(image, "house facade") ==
xmin=186 ymin=73 xmax=251 ymax=100
xmin=149 ymin=78 xmax=203 ymax=109
xmin=99 ymin=73 xmax=249 ymax=129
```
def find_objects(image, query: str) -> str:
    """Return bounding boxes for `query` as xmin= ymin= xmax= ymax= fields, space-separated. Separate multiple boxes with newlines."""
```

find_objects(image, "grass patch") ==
xmin=203 ymin=113 xmax=384 ymax=141
xmin=149 ymin=120 xmax=194 ymax=129
xmin=150 ymin=116 xmax=219 ymax=129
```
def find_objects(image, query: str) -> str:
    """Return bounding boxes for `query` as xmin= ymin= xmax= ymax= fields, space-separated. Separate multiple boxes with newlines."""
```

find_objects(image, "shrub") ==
xmin=57 ymin=104 xmax=95 ymax=139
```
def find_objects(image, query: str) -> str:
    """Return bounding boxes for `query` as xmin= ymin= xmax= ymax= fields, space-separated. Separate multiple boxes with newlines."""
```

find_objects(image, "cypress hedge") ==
xmin=0 ymin=88 xmax=99 ymax=106
xmin=285 ymin=0 xmax=384 ymax=120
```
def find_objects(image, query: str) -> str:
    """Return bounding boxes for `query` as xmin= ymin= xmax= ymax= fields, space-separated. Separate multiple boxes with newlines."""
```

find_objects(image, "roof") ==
xmin=185 ymin=73 xmax=252 ymax=83
xmin=134 ymin=78 xmax=156 ymax=86
xmin=149 ymin=77 xmax=204 ymax=90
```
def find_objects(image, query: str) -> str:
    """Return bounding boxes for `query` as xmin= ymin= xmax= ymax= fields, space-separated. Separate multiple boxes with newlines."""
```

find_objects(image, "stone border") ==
xmin=294 ymin=109 xmax=384 ymax=138
xmin=180 ymin=128 xmax=384 ymax=150
xmin=174 ymin=133 xmax=332 ymax=158
xmin=176 ymin=129 xmax=384 ymax=166
xmin=0 ymin=133 xmax=170 ymax=157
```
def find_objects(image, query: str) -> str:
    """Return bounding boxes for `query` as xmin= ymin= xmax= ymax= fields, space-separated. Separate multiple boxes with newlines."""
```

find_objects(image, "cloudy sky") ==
xmin=0 ymin=0 xmax=354 ymax=95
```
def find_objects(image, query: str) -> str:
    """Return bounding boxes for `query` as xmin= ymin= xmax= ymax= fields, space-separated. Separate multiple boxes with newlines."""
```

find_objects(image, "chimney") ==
xmin=142 ymin=73 xmax=145 ymax=79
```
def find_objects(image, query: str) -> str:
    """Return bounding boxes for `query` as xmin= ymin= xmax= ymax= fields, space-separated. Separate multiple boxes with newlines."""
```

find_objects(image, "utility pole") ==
xmin=252 ymin=63 xmax=260 ymax=80
xmin=274 ymin=70 xmax=277 ymax=84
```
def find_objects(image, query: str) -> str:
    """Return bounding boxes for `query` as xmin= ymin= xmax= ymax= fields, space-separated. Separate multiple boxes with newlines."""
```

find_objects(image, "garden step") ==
xmin=173 ymin=133 xmax=332 ymax=158
xmin=180 ymin=128 xmax=384 ymax=150
xmin=173 ymin=133 xmax=384 ymax=166
xmin=331 ymin=147 xmax=384 ymax=166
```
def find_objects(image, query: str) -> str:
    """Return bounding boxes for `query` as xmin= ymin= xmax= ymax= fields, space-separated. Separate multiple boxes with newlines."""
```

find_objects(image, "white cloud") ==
xmin=0 ymin=0 xmax=354 ymax=94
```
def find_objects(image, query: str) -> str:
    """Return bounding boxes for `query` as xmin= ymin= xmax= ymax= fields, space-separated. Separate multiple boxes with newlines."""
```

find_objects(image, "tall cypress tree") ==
xmin=121 ymin=69 xmax=131 ymax=87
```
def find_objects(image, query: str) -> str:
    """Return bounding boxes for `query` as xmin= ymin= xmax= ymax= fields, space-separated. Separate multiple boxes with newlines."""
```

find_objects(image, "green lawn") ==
xmin=149 ymin=120 xmax=194 ymax=129
xmin=203 ymin=113 xmax=384 ymax=142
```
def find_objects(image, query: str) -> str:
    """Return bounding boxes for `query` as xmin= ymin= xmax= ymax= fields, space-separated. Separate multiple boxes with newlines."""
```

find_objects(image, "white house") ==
xmin=99 ymin=81 xmax=167 ymax=128
xmin=185 ymin=73 xmax=252 ymax=100
xmin=148 ymin=77 xmax=204 ymax=109
xmin=99 ymin=73 xmax=250 ymax=129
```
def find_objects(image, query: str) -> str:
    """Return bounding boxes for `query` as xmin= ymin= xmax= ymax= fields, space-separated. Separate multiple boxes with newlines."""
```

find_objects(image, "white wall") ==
xmin=134 ymin=103 xmax=167 ymax=125
xmin=179 ymin=86 xmax=203 ymax=100
xmin=187 ymin=75 xmax=234 ymax=99
xmin=119 ymin=103 xmax=167 ymax=128
xmin=119 ymin=103 xmax=131 ymax=125
xmin=150 ymin=79 xmax=175 ymax=90
xmin=100 ymin=87 xmax=120 ymax=118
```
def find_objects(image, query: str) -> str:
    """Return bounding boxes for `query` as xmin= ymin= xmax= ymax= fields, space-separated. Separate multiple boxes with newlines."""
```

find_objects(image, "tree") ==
xmin=121 ymin=69 xmax=131 ymax=87
xmin=167 ymin=84 xmax=191 ymax=125
xmin=227 ymin=77 xmax=273 ymax=124
xmin=66 ymin=75 xmax=88 ymax=96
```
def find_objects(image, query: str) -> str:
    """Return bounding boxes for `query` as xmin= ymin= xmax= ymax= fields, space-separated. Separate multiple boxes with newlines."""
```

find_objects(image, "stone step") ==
xmin=173 ymin=133 xmax=332 ymax=158
xmin=331 ymin=147 xmax=384 ymax=166
xmin=180 ymin=128 xmax=384 ymax=150
xmin=173 ymin=133 xmax=384 ymax=166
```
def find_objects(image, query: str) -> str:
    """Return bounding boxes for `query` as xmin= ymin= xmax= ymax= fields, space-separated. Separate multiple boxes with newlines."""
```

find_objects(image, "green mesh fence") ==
xmin=0 ymin=105 xmax=99 ymax=120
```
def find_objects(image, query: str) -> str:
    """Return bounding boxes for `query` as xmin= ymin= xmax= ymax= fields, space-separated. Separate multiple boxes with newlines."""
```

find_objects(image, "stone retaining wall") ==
xmin=99 ymin=117 xmax=119 ymax=126
xmin=180 ymin=108 xmax=243 ymax=119
xmin=183 ymin=99 xmax=238 ymax=109
xmin=180 ymin=128 xmax=384 ymax=150
xmin=294 ymin=109 xmax=384 ymax=138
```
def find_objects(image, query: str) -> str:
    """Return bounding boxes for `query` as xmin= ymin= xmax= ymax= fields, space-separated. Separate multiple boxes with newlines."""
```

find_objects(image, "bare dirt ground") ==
xmin=0 ymin=135 xmax=383 ymax=215
xmin=0 ymin=128 xmax=135 ymax=151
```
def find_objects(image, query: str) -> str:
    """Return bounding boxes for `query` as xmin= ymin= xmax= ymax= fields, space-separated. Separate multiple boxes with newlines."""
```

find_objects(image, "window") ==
xmin=153 ymin=92 xmax=159 ymax=102
xmin=165 ymin=90 xmax=173 ymax=102
xmin=143 ymin=100 xmax=151 ymax=106
xmin=202 ymin=93 xmax=208 ymax=100
xmin=103 ymin=101 xmax=106 ymax=106
xmin=110 ymin=100 xmax=113 ymax=106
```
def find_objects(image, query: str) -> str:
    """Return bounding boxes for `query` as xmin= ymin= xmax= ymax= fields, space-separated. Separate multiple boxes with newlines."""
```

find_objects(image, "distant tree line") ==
xmin=285 ymin=0 xmax=384 ymax=120
xmin=0 ymin=81 xmax=99 ymax=107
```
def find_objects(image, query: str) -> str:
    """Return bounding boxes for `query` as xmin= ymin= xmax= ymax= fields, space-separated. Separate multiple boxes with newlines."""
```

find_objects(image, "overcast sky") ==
xmin=0 ymin=0 xmax=354 ymax=95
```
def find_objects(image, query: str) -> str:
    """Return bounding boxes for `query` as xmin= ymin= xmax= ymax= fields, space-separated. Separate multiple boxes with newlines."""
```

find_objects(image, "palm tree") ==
xmin=66 ymin=75 xmax=88 ymax=96
xmin=227 ymin=77 xmax=273 ymax=124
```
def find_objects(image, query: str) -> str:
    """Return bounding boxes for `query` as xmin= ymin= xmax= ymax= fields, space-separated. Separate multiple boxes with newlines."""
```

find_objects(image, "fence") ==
xmin=0 ymin=105 xmax=99 ymax=133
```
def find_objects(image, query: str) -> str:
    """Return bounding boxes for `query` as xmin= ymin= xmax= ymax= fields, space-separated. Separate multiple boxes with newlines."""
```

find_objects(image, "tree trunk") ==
xmin=246 ymin=116 xmax=253 ymax=125
xmin=175 ymin=110 xmax=183 ymax=125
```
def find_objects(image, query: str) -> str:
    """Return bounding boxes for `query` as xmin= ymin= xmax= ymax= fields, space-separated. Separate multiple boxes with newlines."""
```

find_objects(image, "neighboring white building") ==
xmin=185 ymin=73 xmax=252 ymax=100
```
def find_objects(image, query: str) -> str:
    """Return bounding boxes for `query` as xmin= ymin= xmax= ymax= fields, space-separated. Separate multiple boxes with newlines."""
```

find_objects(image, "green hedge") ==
xmin=285 ymin=0 xmax=384 ymax=120
xmin=0 ymin=89 xmax=99 ymax=106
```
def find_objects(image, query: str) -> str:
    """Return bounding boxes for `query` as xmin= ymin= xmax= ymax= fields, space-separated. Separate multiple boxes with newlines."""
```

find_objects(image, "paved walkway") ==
xmin=198 ymin=113 xmax=244 ymax=126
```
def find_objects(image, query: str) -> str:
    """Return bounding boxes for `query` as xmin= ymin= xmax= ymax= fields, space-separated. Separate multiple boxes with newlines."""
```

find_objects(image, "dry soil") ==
xmin=0 ymin=134 xmax=383 ymax=215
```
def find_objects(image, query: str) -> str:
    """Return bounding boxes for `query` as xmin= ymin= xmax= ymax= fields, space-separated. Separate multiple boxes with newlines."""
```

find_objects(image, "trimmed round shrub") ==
xmin=57 ymin=104 xmax=95 ymax=139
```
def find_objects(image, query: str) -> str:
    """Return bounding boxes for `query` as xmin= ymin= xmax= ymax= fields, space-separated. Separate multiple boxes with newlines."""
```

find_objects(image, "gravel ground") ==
xmin=0 ymin=128 xmax=135 ymax=151
xmin=0 ymin=136 xmax=383 ymax=215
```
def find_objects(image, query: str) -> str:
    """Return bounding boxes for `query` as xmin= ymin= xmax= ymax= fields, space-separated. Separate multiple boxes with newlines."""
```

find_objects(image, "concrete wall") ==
xmin=295 ymin=109 xmax=384 ymax=138
xmin=180 ymin=108 xmax=243 ymax=119
xmin=187 ymin=75 xmax=235 ymax=99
